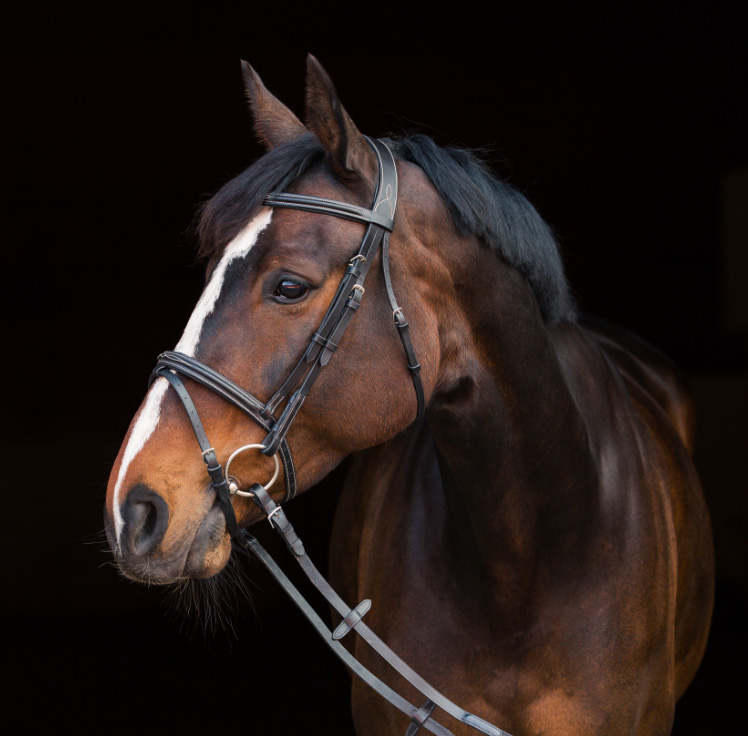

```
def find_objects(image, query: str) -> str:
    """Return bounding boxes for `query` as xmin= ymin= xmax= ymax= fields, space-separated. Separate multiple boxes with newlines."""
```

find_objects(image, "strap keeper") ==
xmin=405 ymin=700 xmax=437 ymax=736
xmin=310 ymin=332 xmax=338 ymax=352
xmin=332 ymin=599 xmax=372 ymax=640
xmin=347 ymin=284 xmax=365 ymax=311
xmin=346 ymin=255 xmax=366 ymax=278
xmin=394 ymin=309 xmax=410 ymax=331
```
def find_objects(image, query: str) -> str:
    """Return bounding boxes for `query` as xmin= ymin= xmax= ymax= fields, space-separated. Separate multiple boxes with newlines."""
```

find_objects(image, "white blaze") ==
xmin=112 ymin=209 xmax=273 ymax=544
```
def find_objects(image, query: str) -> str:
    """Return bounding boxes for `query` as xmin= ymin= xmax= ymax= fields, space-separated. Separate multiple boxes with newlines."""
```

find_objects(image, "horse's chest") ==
xmin=347 ymin=531 xmax=675 ymax=736
xmin=332 ymin=442 xmax=677 ymax=735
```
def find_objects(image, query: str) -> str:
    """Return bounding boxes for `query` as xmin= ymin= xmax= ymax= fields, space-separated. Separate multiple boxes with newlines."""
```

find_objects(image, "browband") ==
xmin=263 ymin=192 xmax=395 ymax=231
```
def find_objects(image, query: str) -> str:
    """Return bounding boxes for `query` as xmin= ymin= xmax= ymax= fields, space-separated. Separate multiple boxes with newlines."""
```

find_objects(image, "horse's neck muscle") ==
xmin=426 ymin=248 xmax=599 ymax=618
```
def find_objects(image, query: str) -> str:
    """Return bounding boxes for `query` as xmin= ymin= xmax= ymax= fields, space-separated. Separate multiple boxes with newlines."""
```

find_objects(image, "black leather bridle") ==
xmin=148 ymin=138 xmax=510 ymax=736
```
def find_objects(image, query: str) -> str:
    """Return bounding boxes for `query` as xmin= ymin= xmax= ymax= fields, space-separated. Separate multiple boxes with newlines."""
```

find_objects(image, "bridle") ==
xmin=150 ymin=138 xmax=421 ymax=522
xmin=148 ymin=138 xmax=510 ymax=736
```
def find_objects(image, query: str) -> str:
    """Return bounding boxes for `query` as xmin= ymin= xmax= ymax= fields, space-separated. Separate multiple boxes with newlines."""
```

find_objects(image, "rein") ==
xmin=148 ymin=138 xmax=510 ymax=736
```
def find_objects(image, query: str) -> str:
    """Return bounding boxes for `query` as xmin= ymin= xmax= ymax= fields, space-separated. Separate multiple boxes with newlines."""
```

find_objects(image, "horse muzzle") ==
xmin=105 ymin=483 xmax=231 ymax=584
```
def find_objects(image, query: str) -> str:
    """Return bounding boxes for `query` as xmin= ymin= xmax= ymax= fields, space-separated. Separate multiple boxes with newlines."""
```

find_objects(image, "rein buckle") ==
xmin=267 ymin=505 xmax=283 ymax=527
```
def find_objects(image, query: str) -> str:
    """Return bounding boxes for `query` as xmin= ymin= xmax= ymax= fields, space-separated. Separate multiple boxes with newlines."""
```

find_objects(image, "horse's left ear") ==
xmin=305 ymin=54 xmax=378 ymax=187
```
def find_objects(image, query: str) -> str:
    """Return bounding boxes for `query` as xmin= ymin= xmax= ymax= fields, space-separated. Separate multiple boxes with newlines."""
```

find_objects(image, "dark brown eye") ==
xmin=273 ymin=279 xmax=309 ymax=302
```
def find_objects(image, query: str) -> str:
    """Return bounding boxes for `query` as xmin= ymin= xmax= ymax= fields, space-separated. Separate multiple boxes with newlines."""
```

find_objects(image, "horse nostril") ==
xmin=134 ymin=502 xmax=158 ymax=550
xmin=122 ymin=484 xmax=169 ymax=557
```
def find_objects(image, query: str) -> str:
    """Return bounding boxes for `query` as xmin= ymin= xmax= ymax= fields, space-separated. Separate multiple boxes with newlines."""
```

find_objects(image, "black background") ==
xmin=3 ymin=2 xmax=746 ymax=733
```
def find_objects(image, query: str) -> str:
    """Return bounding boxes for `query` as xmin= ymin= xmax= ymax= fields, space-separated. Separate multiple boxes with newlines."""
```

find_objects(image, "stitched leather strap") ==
xmin=240 ymin=531 xmax=455 ymax=736
xmin=155 ymin=368 xmax=240 ymax=539
xmin=151 ymin=352 xmax=298 ymax=503
xmin=263 ymin=192 xmax=395 ymax=231
xmin=245 ymin=483 xmax=304 ymax=556
xmin=246 ymin=487 xmax=512 ymax=736
xmin=382 ymin=231 xmax=425 ymax=420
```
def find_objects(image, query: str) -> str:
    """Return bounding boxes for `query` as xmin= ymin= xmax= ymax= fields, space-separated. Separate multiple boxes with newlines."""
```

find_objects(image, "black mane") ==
xmin=386 ymin=135 xmax=575 ymax=323
xmin=197 ymin=132 xmax=575 ymax=323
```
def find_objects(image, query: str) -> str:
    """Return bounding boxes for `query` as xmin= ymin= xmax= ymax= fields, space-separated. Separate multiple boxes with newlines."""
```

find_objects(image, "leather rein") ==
xmin=148 ymin=138 xmax=510 ymax=736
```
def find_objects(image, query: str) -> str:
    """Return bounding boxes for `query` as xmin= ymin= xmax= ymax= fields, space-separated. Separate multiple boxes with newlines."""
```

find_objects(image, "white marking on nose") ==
xmin=112 ymin=209 xmax=273 ymax=544
xmin=111 ymin=379 xmax=168 ymax=548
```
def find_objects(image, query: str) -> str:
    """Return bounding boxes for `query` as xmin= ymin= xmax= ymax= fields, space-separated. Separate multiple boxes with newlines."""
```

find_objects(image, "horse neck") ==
xmin=426 ymin=239 xmax=597 ymax=616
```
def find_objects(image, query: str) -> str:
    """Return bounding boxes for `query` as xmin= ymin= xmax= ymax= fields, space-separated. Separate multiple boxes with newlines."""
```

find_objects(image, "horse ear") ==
xmin=304 ymin=54 xmax=377 ymax=186
xmin=240 ymin=61 xmax=307 ymax=149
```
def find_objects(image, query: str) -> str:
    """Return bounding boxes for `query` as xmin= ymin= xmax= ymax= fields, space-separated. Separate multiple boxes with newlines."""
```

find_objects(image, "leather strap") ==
xmin=246 ymin=487 xmax=511 ymax=736
xmin=151 ymin=352 xmax=298 ymax=503
xmin=244 ymin=483 xmax=304 ymax=556
xmin=155 ymin=369 xmax=240 ymax=538
xmin=240 ymin=531 xmax=455 ymax=736
xmin=263 ymin=192 xmax=395 ymax=231
xmin=382 ymin=231 xmax=425 ymax=420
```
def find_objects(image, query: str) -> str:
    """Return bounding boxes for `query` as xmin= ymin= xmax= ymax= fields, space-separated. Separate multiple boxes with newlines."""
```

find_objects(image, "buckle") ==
xmin=267 ymin=505 xmax=283 ymax=527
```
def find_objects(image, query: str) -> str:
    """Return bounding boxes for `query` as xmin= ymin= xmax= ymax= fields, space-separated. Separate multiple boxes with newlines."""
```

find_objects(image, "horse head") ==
xmin=105 ymin=56 xmax=441 ymax=584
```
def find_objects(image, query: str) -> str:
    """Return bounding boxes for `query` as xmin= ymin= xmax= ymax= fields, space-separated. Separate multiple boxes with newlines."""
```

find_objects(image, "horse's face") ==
xmin=105 ymin=59 xmax=438 ymax=584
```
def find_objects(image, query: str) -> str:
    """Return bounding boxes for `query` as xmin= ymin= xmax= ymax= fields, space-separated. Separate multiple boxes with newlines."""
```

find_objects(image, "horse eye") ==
xmin=273 ymin=279 xmax=309 ymax=302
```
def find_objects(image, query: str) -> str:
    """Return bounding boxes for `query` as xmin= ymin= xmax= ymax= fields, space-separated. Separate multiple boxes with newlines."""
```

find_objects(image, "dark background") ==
xmin=2 ymin=2 xmax=746 ymax=733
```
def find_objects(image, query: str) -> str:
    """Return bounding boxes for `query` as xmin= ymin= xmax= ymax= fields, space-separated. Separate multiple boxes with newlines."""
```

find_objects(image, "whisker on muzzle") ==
xmin=166 ymin=542 xmax=256 ymax=640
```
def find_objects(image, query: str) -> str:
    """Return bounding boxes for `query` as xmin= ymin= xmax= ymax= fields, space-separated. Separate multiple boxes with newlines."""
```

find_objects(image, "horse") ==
xmin=105 ymin=55 xmax=714 ymax=735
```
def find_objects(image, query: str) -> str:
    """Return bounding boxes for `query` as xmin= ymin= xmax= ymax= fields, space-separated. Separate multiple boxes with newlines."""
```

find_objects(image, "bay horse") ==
xmin=105 ymin=56 xmax=714 ymax=735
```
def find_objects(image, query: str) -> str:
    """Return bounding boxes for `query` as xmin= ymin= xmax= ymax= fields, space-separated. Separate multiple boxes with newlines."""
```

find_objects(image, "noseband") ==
xmin=147 ymin=139 xmax=509 ymax=736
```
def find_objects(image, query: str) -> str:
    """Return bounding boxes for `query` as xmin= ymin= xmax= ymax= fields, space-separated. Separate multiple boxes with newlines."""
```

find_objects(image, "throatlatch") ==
xmin=149 ymin=139 xmax=510 ymax=736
